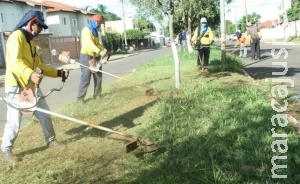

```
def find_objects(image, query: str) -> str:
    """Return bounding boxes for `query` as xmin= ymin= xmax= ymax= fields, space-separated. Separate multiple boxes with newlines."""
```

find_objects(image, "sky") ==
xmin=226 ymin=0 xmax=290 ymax=23
xmin=44 ymin=0 xmax=290 ymax=23
xmin=48 ymin=0 xmax=137 ymax=19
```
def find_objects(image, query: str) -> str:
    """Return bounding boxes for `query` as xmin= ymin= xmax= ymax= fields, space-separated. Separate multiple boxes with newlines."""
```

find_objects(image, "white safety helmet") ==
xmin=200 ymin=17 xmax=207 ymax=23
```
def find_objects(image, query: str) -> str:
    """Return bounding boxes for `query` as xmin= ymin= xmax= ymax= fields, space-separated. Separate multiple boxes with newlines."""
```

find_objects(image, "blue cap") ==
xmin=15 ymin=10 xmax=48 ymax=29
xmin=235 ymin=31 xmax=241 ymax=37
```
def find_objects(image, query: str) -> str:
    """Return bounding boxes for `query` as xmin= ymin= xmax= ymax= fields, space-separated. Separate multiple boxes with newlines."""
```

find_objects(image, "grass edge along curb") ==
xmin=242 ymin=69 xmax=300 ymax=134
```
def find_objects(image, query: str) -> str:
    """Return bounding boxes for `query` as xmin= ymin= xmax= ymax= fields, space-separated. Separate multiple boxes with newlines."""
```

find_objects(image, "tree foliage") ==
xmin=287 ymin=0 xmax=300 ymax=21
xmin=225 ymin=20 xmax=236 ymax=34
xmin=128 ymin=0 xmax=233 ymax=36
xmin=101 ymin=32 xmax=122 ymax=52
xmin=237 ymin=13 xmax=261 ymax=32
xmin=137 ymin=17 xmax=156 ymax=32
xmin=124 ymin=29 xmax=145 ymax=40
xmin=87 ymin=4 xmax=121 ymax=21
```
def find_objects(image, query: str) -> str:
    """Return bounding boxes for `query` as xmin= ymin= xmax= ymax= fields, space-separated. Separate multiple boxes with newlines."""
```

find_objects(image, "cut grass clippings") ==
xmin=0 ymin=46 xmax=299 ymax=184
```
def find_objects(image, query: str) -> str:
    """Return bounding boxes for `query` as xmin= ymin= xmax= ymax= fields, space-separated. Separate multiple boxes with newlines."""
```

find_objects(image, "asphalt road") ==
xmin=0 ymin=47 xmax=173 ymax=136
xmin=225 ymin=40 xmax=300 ymax=100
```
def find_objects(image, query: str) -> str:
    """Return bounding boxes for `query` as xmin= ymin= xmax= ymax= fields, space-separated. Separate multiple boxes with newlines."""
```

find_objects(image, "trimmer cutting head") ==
xmin=145 ymin=88 xmax=154 ymax=96
xmin=126 ymin=138 xmax=158 ymax=153
xmin=126 ymin=141 xmax=139 ymax=153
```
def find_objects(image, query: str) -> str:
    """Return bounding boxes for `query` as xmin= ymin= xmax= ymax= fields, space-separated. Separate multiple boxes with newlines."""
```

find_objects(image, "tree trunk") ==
xmin=187 ymin=2 xmax=193 ymax=53
xmin=169 ymin=13 xmax=180 ymax=89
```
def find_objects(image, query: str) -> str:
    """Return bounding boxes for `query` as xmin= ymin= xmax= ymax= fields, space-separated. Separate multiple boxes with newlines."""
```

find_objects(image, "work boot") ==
xmin=1 ymin=151 xmax=22 ymax=163
xmin=47 ymin=139 xmax=65 ymax=149
xmin=77 ymin=98 xmax=86 ymax=104
xmin=94 ymin=95 xmax=101 ymax=100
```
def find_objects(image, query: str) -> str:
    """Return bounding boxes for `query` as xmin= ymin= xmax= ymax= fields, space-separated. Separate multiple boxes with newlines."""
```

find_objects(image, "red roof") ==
xmin=2 ymin=0 xmax=95 ymax=15
xmin=42 ymin=0 xmax=92 ymax=14
xmin=258 ymin=19 xmax=283 ymax=29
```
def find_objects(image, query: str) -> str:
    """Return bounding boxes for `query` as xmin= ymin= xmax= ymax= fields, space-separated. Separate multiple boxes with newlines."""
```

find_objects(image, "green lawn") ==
xmin=0 ymin=47 xmax=299 ymax=184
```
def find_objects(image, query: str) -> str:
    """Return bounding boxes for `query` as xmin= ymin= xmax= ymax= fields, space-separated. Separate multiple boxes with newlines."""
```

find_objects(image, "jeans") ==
xmin=77 ymin=53 xmax=103 ymax=99
xmin=251 ymin=37 xmax=260 ymax=59
xmin=197 ymin=46 xmax=210 ymax=66
xmin=1 ymin=87 xmax=55 ymax=152
xmin=181 ymin=40 xmax=187 ymax=51
xmin=239 ymin=43 xmax=247 ymax=57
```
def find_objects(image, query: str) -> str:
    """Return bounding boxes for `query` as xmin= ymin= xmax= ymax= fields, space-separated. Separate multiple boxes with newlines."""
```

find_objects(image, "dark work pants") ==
xmin=197 ymin=47 xmax=210 ymax=66
xmin=77 ymin=53 xmax=102 ymax=99
xmin=251 ymin=37 xmax=260 ymax=59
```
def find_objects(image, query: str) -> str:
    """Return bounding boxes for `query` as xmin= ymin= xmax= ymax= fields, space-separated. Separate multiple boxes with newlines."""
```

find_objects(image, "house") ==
xmin=42 ymin=0 xmax=96 ymax=36
xmin=0 ymin=0 xmax=52 ymax=32
xmin=105 ymin=18 xmax=138 ymax=33
xmin=0 ymin=0 xmax=96 ymax=35
xmin=0 ymin=0 xmax=138 ymax=68
xmin=258 ymin=19 xmax=284 ymax=41
xmin=0 ymin=0 xmax=96 ymax=67
xmin=258 ymin=19 xmax=283 ymax=29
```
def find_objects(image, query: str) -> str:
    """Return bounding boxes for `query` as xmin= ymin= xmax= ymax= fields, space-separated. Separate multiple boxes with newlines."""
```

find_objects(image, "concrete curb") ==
xmin=263 ymin=41 xmax=300 ymax=46
xmin=242 ymin=69 xmax=300 ymax=134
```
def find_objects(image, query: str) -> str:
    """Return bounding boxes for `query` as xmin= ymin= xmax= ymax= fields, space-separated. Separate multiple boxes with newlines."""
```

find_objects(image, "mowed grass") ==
xmin=0 ymin=46 xmax=299 ymax=184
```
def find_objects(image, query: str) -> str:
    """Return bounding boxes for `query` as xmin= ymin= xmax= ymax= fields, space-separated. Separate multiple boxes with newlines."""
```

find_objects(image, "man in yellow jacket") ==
xmin=1 ymin=10 xmax=69 ymax=163
xmin=77 ymin=14 xmax=107 ymax=104
xmin=190 ymin=17 xmax=214 ymax=67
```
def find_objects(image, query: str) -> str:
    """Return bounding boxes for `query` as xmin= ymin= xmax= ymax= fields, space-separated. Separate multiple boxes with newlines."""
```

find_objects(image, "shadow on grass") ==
xmin=124 ymin=86 xmax=300 ymax=184
xmin=64 ymin=100 xmax=157 ymax=143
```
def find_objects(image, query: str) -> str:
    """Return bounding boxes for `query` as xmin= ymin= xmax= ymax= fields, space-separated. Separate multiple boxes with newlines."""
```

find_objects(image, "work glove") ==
xmin=58 ymin=69 xmax=69 ymax=82
xmin=98 ymin=49 xmax=107 ymax=57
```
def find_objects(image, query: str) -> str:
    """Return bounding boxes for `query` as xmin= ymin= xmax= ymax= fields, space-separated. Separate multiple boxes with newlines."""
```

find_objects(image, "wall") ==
xmin=0 ymin=2 xmax=46 ymax=32
xmin=287 ymin=20 xmax=300 ymax=37
xmin=260 ymin=26 xmax=284 ymax=41
xmin=105 ymin=18 xmax=136 ymax=33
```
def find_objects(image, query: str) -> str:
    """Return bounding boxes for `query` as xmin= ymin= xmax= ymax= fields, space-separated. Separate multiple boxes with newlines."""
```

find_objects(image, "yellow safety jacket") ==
xmin=80 ymin=27 xmax=105 ymax=57
xmin=5 ymin=30 xmax=59 ymax=91
xmin=191 ymin=27 xmax=214 ymax=46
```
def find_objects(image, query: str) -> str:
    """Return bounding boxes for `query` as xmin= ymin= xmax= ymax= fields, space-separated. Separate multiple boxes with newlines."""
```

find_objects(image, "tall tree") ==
xmin=237 ymin=12 xmax=261 ymax=32
xmin=287 ymin=0 xmax=300 ymax=21
xmin=137 ymin=17 xmax=156 ymax=32
xmin=87 ymin=4 xmax=122 ymax=21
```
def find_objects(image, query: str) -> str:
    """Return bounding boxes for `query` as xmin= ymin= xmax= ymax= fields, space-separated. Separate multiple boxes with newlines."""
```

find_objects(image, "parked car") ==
xmin=228 ymin=34 xmax=237 ymax=41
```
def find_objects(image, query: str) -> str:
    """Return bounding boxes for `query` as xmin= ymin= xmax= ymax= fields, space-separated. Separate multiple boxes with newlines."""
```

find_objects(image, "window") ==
xmin=72 ymin=19 xmax=77 ymax=27
xmin=63 ymin=17 xmax=66 ymax=25
xmin=0 ymin=13 xmax=4 ymax=23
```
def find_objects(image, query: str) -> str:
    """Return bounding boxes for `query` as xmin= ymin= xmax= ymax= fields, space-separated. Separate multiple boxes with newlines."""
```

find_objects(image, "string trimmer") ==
xmin=53 ymin=50 xmax=155 ymax=96
xmin=0 ymin=68 xmax=158 ymax=153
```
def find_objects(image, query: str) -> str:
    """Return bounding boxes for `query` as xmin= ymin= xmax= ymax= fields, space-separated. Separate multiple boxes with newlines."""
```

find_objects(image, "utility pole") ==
xmin=244 ymin=0 xmax=248 ymax=23
xmin=282 ymin=0 xmax=288 ymax=41
xmin=235 ymin=11 xmax=238 ymax=31
xmin=220 ymin=0 xmax=226 ymax=62
xmin=121 ymin=0 xmax=128 ymax=49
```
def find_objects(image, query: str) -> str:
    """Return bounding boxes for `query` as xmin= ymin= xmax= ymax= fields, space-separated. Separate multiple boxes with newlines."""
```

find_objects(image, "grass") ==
xmin=0 ymin=46 xmax=299 ymax=183
xmin=287 ymin=36 xmax=300 ymax=42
